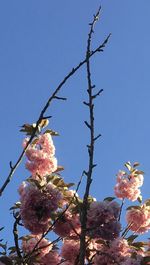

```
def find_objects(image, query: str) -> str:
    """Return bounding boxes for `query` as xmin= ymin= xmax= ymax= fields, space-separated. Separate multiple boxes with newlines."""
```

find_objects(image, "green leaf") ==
xmin=134 ymin=170 xmax=144 ymax=175
xmin=141 ymin=256 xmax=150 ymax=265
xmin=124 ymin=161 xmax=132 ymax=171
xmin=54 ymin=166 xmax=64 ymax=173
xmin=145 ymin=199 xmax=150 ymax=206
xmin=133 ymin=162 xmax=140 ymax=168
xmin=95 ymin=239 xmax=106 ymax=245
xmin=103 ymin=197 xmax=116 ymax=202
xmin=26 ymin=178 xmax=44 ymax=189
xmin=52 ymin=177 xmax=61 ymax=186
xmin=132 ymin=241 xmax=146 ymax=249
xmin=38 ymin=119 xmax=49 ymax=129
xmin=127 ymin=234 xmax=138 ymax=243
xmin=66 ymin=182 xmax=75 ymax=188
xmin=137 ymin=195 xmax=142 ymax=203
xmin=44 ymin=129 xmax=59 ymax=136
xmin=20 ymin=123 xmax=40 ymax=136
xmin=126 ymin=205 xmax=141 ymax=211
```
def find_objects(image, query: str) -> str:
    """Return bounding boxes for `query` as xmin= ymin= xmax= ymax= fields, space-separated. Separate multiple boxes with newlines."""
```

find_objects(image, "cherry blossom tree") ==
xmin=1 ymin=7 xmax=150 ymax=265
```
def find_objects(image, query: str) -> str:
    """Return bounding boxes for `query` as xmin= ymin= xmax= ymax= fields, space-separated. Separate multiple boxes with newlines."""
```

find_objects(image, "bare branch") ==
xmin=79 ymin=7 xmax=105 ymax=265
xmin=13 ymin=213 xmax=22 ymax=260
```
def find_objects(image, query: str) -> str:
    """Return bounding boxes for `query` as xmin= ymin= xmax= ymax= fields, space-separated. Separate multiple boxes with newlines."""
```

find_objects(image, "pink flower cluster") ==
xmin=114 ymin=169 xmax=144 ymax=201
xmin=19 ymin=182 xmax=62 ymax=234
xmin=54 ymin=210 xmax=81 ymax=238
xmin=126 ymin=204 xmax=150 ymax=233
xmin=87 ymin=200 xmax=121 ymax=240
xmin=23 ymin=133 xmax=57 ymax=178
xmin=14 ymin=135 xmax=150 ymax=265
xmin=22 ymin=235 xmax=52 ymax=258
xmin=61 ymin=240 xmax=80 ymax=264
xmin=92 ymin=237 xmax=142 ymax=265
xmin=22 ymin=235 xmax=61 ymax=265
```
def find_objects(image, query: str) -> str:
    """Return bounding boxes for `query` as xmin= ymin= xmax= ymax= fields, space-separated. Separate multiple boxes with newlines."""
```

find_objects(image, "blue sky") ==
xmin=1 ymin=0 xmax=150 ymax=247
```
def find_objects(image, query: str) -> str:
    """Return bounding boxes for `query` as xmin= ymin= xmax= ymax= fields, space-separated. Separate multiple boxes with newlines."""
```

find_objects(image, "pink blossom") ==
xmin=22 ymin=235 xmax=61 ymax=265
xmin=20 ymin=183 xmax=62 ymax=234
xmin=54 ymin=210 xmax=81 ymax=238
xmin=87 ymin=200 xmax=121 ymax=239
xmin=122 ymin=256 xmax=143 ymax=265
xmin=114 ymin=170 xmax=143 ymax=201
xmin=61 ymin=240 xmax=80 ymax=263
xmin=126 ymin=205 xmax=150 ymax=233
xmin=22 ymin=235 xmax=52 ymax=258
xmin=18 ymin=181 xmax=29 ymax=201
xmin=93 ymin=238 xmax=131 ymax=265
xmin=23 ymin=133 xmax=57 ymax=177
xmin=41 ymin=250 xmax=61 ymax=265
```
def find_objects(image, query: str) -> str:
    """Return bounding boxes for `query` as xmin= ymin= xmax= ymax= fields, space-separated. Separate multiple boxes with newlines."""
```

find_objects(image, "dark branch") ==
xmin=79 ymin=7 xmax=102 ymax=265
xmin=13 ymin=213 xmax=22 ymax=260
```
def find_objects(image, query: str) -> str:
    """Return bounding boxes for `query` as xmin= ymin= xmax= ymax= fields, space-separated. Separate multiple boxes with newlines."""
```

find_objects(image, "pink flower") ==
xmin=87 ymin=200 xmax=121 ymax=239
xmin=20 ymin=183 xmax=62 ymax=234
xmin=93 ymin=238 xmax=131 ymax=265
xmin=114 ymin=170 xmax=143 ymax=201
xmin=42 ymin=251 xmax=61 ymax=265
xmin=54 ymin=210 xmax=81 ymax=238
xmin=22 ymin=235 xmax=52 ymax=258
xmin=61 ymin=240 xmax=80 ymax=263
xmin=22 ymin=235 xmax=61 ymax=264
xmin=24 ymin=133 xmax=57 ymax=177
xmin=126 ymin=205 xmax=150 ymax=233
xmin=122 ymin=256 xmax=143 ymax=265
xmin=18 ymin=181 xmax=28 ymax=201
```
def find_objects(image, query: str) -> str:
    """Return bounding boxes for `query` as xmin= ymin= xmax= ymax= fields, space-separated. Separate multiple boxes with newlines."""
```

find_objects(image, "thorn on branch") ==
xmin=94 ymin=134 xmax=101 ymax=141
xmin=92 ymin=164 xmax=97 ymax=169
xmin=9 ymin=161 xmax=13 ymax=169
xmin=42 ymin=115 xmax=52 ymax=120
xmin=83 ymin=101 xmax=90 ymax=107
xmin=83 ymin=170 xmax=88 ymax=176
xmin=84 ymin=121 xmax=91 ymax=129
xmin=91 ymin=85 xmax=96 ymax=89
xmin=53 ymin=96 xmax=67 ymax=101
xmin=88 ymin=149 xmax=91 ymax=156
xmin=92 ymin=89 xmax=103 ymax=99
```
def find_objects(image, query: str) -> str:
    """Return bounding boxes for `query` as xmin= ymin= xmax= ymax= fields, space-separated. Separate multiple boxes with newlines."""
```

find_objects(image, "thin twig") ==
xmin=118 ymin=198 xmax=125 ymax=221
xmin=13 ymin=214 xmax=22 ymax=260
xmin=0 ymin=32 xmax=111 ymax=197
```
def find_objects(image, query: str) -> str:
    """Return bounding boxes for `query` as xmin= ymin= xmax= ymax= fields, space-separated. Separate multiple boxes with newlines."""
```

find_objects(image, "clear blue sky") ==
xmin=1 ymin=0 xmax=150 ymax=246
